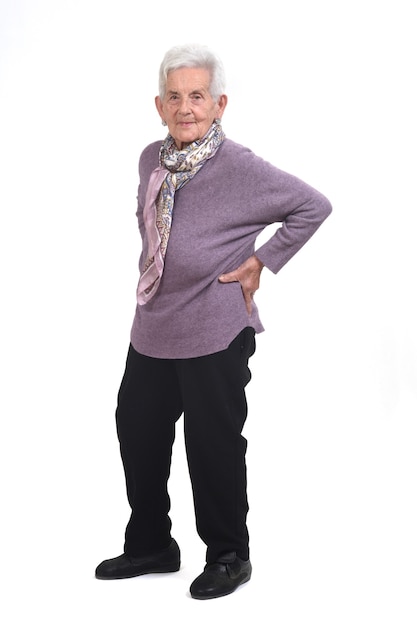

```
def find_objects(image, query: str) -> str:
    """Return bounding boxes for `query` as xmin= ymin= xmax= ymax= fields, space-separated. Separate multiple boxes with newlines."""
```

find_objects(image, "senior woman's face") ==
xmin=155 ymin=67 xmax=227 ymax=149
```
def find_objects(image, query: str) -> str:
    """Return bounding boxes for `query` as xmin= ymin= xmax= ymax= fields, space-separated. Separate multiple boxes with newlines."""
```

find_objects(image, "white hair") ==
xmin=158 ymin=43 xmax=226 ymax=101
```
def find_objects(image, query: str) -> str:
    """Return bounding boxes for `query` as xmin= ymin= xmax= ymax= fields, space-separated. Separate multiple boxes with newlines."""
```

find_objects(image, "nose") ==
xmin=178 ymin=97 xmax=192 ymax=116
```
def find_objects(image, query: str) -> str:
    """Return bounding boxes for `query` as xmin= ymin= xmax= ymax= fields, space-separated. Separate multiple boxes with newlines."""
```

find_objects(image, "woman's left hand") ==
xmin=218 ymin=255 xmax=264 ymax=315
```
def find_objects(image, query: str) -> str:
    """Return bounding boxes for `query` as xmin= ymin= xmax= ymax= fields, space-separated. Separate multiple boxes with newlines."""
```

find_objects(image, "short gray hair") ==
xmin=158 ymin=43 xmax=226 ymax=101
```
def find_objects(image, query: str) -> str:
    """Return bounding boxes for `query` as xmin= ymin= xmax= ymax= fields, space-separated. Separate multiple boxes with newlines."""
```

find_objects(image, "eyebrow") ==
xmin=167 ymin=88 xmax=206 ymax=96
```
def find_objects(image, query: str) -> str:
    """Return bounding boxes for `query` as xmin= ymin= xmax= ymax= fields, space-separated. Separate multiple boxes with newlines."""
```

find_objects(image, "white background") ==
xmin=1 ymin=1 xmax=416 ymax=624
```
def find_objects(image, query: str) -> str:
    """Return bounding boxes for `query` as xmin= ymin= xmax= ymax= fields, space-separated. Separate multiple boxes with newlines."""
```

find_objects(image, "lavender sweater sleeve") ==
xmin=130 ymin=139 xmax=332 ymax=358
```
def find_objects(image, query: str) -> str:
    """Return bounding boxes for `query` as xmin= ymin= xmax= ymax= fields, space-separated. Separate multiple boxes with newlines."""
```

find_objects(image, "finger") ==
xmin=218 ymin=271 xmax=239 ymax=283
xmin=243 ymin=290 xmax=254 ymax=315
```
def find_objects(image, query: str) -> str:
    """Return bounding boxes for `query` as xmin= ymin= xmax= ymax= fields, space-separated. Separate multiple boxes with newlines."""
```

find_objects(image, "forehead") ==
xmin=165 ymin=67 xmax=211 ymax=93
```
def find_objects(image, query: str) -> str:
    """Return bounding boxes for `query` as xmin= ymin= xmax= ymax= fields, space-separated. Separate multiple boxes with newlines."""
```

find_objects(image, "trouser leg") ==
xmin=115 ymin=344 xmax=183 ymax=557
xmin=177 ymin=328 xmax=256 ymax=563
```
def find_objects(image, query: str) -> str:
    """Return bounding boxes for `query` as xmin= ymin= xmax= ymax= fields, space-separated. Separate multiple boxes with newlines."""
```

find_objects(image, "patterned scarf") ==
xmin=136 ymin=121 xmax=225 ymax=304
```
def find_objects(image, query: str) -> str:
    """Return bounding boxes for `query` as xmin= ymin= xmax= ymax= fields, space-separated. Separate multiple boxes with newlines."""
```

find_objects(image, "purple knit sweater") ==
xmin=130 ymin=138 xmax=332 ymax=358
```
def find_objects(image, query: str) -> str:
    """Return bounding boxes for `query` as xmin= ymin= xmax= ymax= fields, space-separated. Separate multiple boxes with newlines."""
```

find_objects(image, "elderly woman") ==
xmin=95 ymin=43 xmax=332 ymax=599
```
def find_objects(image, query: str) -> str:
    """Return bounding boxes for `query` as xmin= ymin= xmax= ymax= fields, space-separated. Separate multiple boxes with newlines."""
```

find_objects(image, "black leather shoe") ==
xmin=95 ymin=539 xmax=180 ymax=580
xmin=190 ymin=552 xmax=252 ymax=600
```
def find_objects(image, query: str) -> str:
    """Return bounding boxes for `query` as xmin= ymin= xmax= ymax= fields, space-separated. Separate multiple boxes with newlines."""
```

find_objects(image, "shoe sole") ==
xmin=95 ymin=562 xmax=180 ymax=580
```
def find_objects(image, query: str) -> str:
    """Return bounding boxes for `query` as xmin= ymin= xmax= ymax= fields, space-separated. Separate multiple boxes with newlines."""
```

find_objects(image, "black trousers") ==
xmin=115 ymin=327 xmax=256 ymax=564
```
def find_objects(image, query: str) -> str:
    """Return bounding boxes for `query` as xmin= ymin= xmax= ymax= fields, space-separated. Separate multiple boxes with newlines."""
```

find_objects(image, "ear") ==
xmin=155 ymin=96 xmax=165 ymax=122
xmin=215 ymin=94 xmax=228 ymax=120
